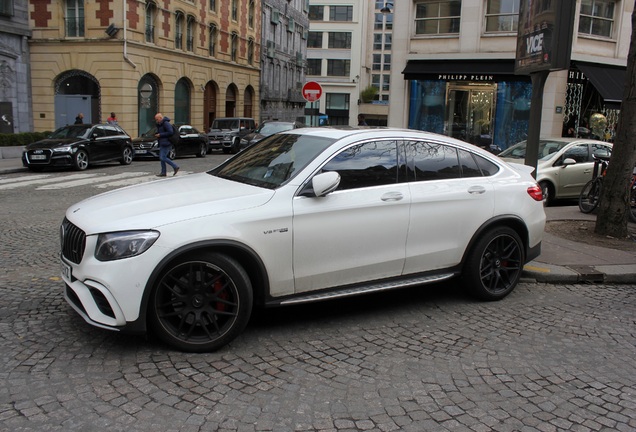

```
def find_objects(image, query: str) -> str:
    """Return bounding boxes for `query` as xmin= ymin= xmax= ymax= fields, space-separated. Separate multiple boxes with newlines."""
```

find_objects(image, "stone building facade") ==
xmin=0 ymin=0 xmax=33 ymax=133
xmin=28 ymin=0 xmax=261 ymax=137
xmin=260 ymin=0 xmax=309 ymax=123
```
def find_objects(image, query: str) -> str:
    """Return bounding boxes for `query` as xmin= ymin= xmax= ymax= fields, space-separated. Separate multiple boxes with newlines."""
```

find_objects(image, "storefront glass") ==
xmin=409 ymin=79 xmax=531 ymax=150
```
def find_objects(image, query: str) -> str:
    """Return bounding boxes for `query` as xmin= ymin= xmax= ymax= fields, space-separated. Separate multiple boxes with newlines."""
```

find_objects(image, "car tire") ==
xmin=231 ymin=138 xmax=240 ymax=154
xmin=196 ymin=143 xmax=207 ymax=158
xmin=73 ymin=149 xmax=89 ymax=171
xmin=539 ymin=181 xmax=554 ymax=206
xmin=149 ymin=252 xmax=253 ymax=352
xmin=120 ymin=146 xmax=133 ymax=165
xmin=462 ymin=226 xmax=524 ymax=301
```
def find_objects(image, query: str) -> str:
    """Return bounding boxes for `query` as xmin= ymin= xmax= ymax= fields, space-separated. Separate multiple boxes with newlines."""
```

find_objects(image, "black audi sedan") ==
xmin=132 ymin=125 xmax=208 ymax=160
xmin=22 ymin=124 xmax=133 ymax=171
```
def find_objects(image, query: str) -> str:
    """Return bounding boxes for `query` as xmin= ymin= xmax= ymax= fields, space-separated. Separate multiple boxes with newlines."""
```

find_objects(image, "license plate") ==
xmin=209 ymin=140 xmax=220 ymax=145
xmin=31 ymin=155 xmax=47 ymax=160
xmin=134 ymin=150 xmax=147 ymax=154
xmin=61 ymin=260 xmax=72 ymax=280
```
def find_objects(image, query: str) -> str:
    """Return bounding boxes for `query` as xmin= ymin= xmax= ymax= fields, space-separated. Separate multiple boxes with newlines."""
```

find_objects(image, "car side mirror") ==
xmin=562 ymin=158 xmax=577 ymax=166
xmin=301 ymin=171 xmax=341 ymax=197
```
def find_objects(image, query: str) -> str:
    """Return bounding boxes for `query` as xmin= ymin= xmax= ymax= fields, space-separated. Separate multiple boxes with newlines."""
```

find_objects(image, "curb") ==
xmin=522 ymin=261 xmax=636 ymax=284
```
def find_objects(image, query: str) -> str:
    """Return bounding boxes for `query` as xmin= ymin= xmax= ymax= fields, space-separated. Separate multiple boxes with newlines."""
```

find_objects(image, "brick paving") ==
xmin=1 ymin=163 xmax=635 ymax=431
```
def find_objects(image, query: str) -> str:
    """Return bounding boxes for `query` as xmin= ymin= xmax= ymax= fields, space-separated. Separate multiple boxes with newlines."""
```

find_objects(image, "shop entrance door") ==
xmin=445 ymin=84 xmax=496 ymax=147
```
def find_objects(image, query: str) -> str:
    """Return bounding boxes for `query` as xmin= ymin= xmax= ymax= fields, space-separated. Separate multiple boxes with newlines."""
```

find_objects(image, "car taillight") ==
xmin=527 ymin=185 xmax=543 ymax=201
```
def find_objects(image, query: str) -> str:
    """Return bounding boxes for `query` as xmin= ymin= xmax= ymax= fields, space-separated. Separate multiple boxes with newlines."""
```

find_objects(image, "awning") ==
xmin=402 ymin=59 xmax=519 ymax=81
xmin=574 ymin=62 xmax=626 ymax=107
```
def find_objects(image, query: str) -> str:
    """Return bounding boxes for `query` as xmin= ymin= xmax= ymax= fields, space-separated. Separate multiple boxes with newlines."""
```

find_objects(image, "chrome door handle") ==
xmin=381 ymin=192 xmax=404 ymax=201
xmin=468 ymin=186 xmax=486 ymax=195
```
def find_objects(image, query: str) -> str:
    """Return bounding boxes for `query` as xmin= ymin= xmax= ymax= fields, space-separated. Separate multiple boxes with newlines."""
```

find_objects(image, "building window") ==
xmin=0 ymin=0 xmax=13 ymax=16
xmin=307 ymin=59 xmax=321 ymax=75
xmin=327 ymin=59 xmax=350 ymax=76
xmin=384 ymin=33 xmax=392 ymax=50
xmin=231 ymin=32 xmax=238 ymax=62
xmin=248 ymin=1 xmax=255 ymax=28
xmin=175 ymin=12 xmax=184 ymax=49
xmin=328 ymin=32 xmax=352 ymax=49
xmin=145 ymin=2 xmax=156 ymax=42
xmin=329 ymin=5 xmax=353 ymax=21
xmin=175 ymin=78 xmax=191 ymax=125
xmin=66 ymin=0 xmax=85 ymax=37
xmin=232 ymin=0 xmax=238 ymax=21
xmin=248 ymin=38 xmax=254 ymax=64
xmin=485 ymin=0 xmax=519 ymax=33
xmin=186 ymin=16 xmax=195 ymax=51
xmin=209 ymin=0 xmax=216 ymax=13
xmin=308 ymin=5 xmax=324 ymax=20
xmin=209 ymin=24 xmax=217 ymax=56
xmin=374 ymin=12 xmax=393 ymax=30
xmin=415 ymin=0 xmax=461 ymax=35
xmin=579 ymin=0 xmax=615 ymax=38
xmin=308 ymin=31 xmax=323 ymax=48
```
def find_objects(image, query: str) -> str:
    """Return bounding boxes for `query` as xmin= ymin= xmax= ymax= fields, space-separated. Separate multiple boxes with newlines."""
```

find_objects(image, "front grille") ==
xmin=25 ymin=149 xmax=52 ymax=164
xmin=61 ymin=218 xmax=86 ymax=264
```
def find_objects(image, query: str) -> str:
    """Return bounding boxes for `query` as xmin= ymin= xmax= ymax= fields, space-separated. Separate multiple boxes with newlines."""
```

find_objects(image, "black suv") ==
xmin=207 ymin=117 xmax=256 ymax=154
xmin=23 ymin=124 xmax=133 ymax=171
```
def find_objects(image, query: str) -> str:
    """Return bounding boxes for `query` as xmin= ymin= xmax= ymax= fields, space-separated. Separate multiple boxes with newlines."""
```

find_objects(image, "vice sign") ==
xmin=526 ymin=33 xmax=544 ymax=55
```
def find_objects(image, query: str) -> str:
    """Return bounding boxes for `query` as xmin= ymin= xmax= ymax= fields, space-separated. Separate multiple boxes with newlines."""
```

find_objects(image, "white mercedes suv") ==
xmin=60 ymin=127 xmax=545 ymax=352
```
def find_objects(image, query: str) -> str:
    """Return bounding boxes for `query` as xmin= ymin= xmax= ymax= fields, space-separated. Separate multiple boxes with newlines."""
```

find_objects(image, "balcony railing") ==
xmin=145 ymin=25 xmax=154 ymax=42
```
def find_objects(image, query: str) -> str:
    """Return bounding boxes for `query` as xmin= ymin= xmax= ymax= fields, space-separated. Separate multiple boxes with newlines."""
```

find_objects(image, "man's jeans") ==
xmin=159 ymin=145 xmax=179 ymax=174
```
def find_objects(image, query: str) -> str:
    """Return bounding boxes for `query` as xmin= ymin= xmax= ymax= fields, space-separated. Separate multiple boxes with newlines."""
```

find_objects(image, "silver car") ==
xmin=499 ymin=138 xmax=613 ymax=205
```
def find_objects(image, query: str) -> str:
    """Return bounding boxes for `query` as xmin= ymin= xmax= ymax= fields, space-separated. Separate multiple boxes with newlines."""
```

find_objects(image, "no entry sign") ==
xmin=302 ymin=81 xmax=323 ymax=102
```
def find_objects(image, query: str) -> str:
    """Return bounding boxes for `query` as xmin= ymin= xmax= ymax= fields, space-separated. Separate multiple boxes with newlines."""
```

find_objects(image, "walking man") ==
xmin=154 ymin=113 xmax=180 ymax=177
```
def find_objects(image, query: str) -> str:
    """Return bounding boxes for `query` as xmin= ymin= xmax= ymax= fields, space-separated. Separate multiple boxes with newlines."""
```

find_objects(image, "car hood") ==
xmin=66 ymin=173 xmax=275 ymax=235
xmin=26 ymin=138 xmax=84 ymax=149
xmin=132 ymin=136 xmax=157 ymax=144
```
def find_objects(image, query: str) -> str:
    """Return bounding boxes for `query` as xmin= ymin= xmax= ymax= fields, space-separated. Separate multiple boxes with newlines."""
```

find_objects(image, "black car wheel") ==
xmin=120 ymin=146 xmax=133 ymax=165
xmin=149 ymin=252 xmax=253 ymax=352
xmin=74 ymin=149 xmax=89 ymax=171
xmin=196 ymin=142 xmax=207 ymax=158
xmin=462 ymin=227 xmax=524 ymax=301
xmin=539 ymin=181 xmax=553 ymax=207
xmin=231 ymin=138 xmax=240 ymax=154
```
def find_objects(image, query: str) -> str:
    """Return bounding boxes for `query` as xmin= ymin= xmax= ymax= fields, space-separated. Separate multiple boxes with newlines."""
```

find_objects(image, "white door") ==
xmin=292 ymin=140 xmax=410 ymax=293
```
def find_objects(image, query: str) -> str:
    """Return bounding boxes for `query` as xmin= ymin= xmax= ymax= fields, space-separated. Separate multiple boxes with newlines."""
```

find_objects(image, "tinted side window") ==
xmin=323 ymin=141 xmax=398 ymax=190
xmin=563 ymin=144 xmax=589 ymax=163
xmin=458 ymin=149 xmax=482 ymax=177
xmin=408 ymin=141 xmax=460 ymax=181
xmin=92 ymin=127 xmax=106 ymax=138
xmin=102 ymin=126 xmax=120 ymax=137
xmin=473 ymin=154 xmax=499 ymax=176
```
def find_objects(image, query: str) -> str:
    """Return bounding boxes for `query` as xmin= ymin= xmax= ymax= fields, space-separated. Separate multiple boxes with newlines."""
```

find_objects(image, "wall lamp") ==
xmin=380 ymin=2 xmax=393 ymax=14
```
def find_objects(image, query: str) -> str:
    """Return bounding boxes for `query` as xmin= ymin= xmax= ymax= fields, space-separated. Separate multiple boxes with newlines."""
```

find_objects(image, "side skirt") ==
xmin=266 ymin=271 xmax=458 ymax=307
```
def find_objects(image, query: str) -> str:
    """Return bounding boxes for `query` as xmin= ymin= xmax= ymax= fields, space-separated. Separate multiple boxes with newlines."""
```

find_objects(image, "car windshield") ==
xmin=257 ymin=123 xmax=294 ymax=136
xmin=210 ymin=133 xmax=336 ymax=189
xmin=140 ymin=128 xmax=157 ymax=138
xmin=211 ymin=119 xmax=239 ymax=130
xmin=499 ymin=140 xmax=570 ymax=161
xmin=49 ymin=125 xmax=92 ymax=139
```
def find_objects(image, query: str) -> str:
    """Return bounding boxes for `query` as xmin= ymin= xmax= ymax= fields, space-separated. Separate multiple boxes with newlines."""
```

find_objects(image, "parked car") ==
xmin=498 ymin=138 xmax=613 ymax=205
xmin=22 ymin=124 xmax=133 ymax=171
xmin=60 ymin=127 xmax=545 ymax=352
xmin=207 ymin=117 xmax=256 ymax=154
xmin=132 ymin=125 xmax=208 ymax=159
xmin=240 ymin=120 xmax=306 ymax=148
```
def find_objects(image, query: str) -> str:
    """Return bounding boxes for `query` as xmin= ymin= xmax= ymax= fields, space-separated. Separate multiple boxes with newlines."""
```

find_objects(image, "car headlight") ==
xmin=152 ymin=141 xmax=159 ymax=149
xmin=53 ymin=146 xmax=73 ymax=153
xmin=95 ymin=230 xmax=160 ymax=261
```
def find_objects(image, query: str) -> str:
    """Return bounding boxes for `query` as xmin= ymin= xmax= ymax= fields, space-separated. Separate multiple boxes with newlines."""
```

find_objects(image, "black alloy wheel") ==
xmin=74 ymin=149 xmax=89 ymax=170
xmin=149 ymin=252 xmax=253 ymax=352
xmin=120 ymin=146 xmax=133 ymax=165
xmin=463 ymin=227 xmax=524 ymax=301
xmin=196 ymin=142 xmax=207 ymax=158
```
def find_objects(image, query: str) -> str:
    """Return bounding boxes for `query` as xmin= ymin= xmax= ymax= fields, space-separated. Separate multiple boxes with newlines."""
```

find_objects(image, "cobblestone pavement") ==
xmin=1 ymin=161 xmax=635 ymax=431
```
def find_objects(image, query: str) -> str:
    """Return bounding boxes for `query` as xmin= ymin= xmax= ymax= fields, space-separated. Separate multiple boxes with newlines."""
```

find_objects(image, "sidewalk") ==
xmin=2 ymin=154 xmax=635 ymax=284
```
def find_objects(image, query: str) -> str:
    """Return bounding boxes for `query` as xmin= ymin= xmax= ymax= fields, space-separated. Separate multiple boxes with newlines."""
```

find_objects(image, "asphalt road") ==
xmin=1 ymin=154 xmax=635 ymax=431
